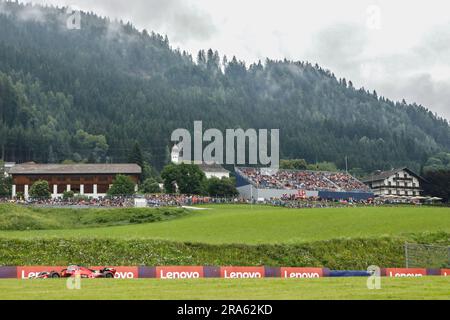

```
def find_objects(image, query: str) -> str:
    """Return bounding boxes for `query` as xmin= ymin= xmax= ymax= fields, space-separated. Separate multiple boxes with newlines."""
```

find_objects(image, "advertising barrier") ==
xmin=280 ymin=267 xmax=324 ymax=278
xmin=0 ymin=267 xmax=18 ymax=279
xmin=220 ymin=267 xmax=265 ymax=278
xmin=16 ymin=266 xmax=138 ymax=279
xmin=17 ymin=266 xmax=66 ymax=279
xmin=383 ymin=268 xmax=428 ymax=277
xmin=328 ymin=270 xmax=371 ymax=277
xmin=0 ymin=266 xmax=449 ymax=279
xmin=156 ymin=266 xmax=204 ymax=279
xmin=99 ymin=266 xmax=138 ymax=279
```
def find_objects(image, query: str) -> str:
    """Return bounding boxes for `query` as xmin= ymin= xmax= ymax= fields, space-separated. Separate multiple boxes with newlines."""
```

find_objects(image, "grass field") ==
xmin=0 ymin=277 xmax=448 ymax=300
xmin=0 ymin=204 xmax=189 ymax=231
xmin=1 ymin=205 xmax=449 ymax=244
xmin=0 ymin=204 xmax=449 ymax=300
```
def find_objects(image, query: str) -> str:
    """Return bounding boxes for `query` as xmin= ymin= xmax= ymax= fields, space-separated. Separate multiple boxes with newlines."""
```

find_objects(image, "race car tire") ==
xmin=105 ymin=272 xmax=114 ymax=278
xmin=50 ymin=272 xmax=60 ymax=278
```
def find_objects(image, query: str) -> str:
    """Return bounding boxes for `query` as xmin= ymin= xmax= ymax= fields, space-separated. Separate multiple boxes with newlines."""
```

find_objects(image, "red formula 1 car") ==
xmin=32 ymin=265 xmax=116 ymax=279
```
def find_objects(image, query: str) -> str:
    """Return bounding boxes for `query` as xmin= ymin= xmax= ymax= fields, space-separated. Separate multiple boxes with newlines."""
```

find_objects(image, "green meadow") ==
xmin=0 ymin=204 xmax=449 ymax=244
xmin=0 ymin=204 xmax=449 ymax=300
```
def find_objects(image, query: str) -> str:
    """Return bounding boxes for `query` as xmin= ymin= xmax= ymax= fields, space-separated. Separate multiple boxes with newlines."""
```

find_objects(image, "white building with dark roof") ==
xmin=198 ymin=163 xmax=230 ymax=179
xmin=171 ymin=144 xmax=229 ymax=179
xmin=362 ymin=167 xmax=423 ymax=197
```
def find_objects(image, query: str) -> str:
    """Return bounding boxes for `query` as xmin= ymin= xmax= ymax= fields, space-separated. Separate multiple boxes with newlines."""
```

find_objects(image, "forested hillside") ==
xmin=0 ymin=2 xmax=449 ymax=172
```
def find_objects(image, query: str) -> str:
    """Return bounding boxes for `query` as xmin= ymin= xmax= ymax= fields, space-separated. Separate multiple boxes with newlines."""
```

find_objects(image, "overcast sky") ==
xmin=28 ymin=0 xmax=450 ymax=120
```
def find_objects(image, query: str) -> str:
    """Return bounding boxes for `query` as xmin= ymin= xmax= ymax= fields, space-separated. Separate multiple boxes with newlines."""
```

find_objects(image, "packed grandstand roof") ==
xmin=236 ymin=167 xmax=370 ymax=192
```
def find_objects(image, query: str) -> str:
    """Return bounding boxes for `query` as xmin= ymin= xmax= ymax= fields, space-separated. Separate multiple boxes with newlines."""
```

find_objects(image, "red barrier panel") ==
xmin=280 ymin=267 xmax=324 ymax=278
xmin=220 ymin=267 xmax=265 ymax=278
xmin=17 ymin=266 xmax=66 ymax=279
xmin=156 ymin=266 xmax=204 ymax=279
xmin=12 ymin=266 xmax=450 ymax=279
xmin=18 ymin=266 xmax=138 ymax=279
xmin=441 ymin=269 xmax=450 ymax=276
xmin=91 ymin=266 xmax=139 ymax=279
xmin=384 ymin=268 xmax=427 ymax=277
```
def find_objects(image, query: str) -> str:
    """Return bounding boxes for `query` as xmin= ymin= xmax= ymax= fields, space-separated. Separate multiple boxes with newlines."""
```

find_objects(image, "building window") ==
xmin=98 ymin=184 xmax=109 ymax=193
xmin=84 ymin=184 xmax=94 ymax=194
xmin=57 ymin=185 xmax=66 ymax=194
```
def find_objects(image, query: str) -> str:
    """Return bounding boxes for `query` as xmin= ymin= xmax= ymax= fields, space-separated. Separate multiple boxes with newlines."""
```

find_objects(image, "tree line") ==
xmin=0 ymin=2 xmax=448 ymax=176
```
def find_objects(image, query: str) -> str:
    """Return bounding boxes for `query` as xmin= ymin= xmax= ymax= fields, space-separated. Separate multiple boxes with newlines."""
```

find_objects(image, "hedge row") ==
xmin=1 ymin=232 xmax=448 ymax=269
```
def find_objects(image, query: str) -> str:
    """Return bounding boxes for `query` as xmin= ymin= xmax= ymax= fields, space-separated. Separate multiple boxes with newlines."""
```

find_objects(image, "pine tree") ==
xmin=128 ymin=142 xmax=144 ymax=169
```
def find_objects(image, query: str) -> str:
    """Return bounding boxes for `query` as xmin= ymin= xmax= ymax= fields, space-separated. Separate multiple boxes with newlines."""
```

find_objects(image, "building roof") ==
xmin=198 ymin=163 xmax=230 ymax=173
xmin=361 ymin=167 xmax=423 ymax=183
xmin=9 ymin=163 xmax=142 ymax=175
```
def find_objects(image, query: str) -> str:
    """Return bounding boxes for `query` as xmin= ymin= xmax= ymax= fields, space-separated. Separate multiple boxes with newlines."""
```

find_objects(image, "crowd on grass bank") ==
xmin=0 ymin=194 xmax=244 ymax=208
xmin=0 ymin=194 xmax=395 ymax=209
xmin=270 ymin=196 xmax=381 ymax=209
xmin=2 ymin=196 xmax=135 ymax=208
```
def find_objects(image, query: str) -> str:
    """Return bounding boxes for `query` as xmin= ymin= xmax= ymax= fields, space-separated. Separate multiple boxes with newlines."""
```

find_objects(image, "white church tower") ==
xmin=171 ymin=144 xmax=181 ymax=164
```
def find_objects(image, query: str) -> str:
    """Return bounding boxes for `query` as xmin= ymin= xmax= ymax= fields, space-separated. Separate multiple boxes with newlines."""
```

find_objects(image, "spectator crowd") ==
xmin=0 ymin=194 xmax=243 ymax=208
xmin=237 ymin=168 xmax=369 ymax=192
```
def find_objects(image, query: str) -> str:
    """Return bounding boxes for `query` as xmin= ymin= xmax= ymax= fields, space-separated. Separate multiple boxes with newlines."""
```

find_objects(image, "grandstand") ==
xmin=235 ymin=167 xmax=374 ymax=201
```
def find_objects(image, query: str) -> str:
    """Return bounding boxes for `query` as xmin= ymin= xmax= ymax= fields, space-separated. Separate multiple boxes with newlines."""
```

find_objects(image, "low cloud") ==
xmin=308 ymin=24 xmax=368 ymax=71
xmin=377 ymin=74 xmax=450 ymax=120
xmin=13 ymin=1 xmax=450 ymax=120
xmin=307 ymin=22 xmax=450 ymax=120
xmin=17 ymin=4 xmax=46 ymax=22
xmin=30 ymin=0 xmax=218 ymax=43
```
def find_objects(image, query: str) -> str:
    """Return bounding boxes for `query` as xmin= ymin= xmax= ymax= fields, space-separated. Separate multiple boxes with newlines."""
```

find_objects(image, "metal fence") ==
xmin=405 ymin=243 xmax=450 ymax=268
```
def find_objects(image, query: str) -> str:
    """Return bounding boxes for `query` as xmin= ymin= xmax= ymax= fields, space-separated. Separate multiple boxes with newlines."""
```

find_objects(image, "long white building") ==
xmin=9 ymin=163 xmax=141 ymax=200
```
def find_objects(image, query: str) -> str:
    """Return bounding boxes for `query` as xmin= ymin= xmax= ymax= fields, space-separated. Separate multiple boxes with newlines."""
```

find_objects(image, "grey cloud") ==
xmin=17 ymin=4 xmax=46 ymax=22
xmin=373 ymin=26 xmax=450 ymax=119
xmin=307 ymin=22 xmax=450 ymax=120
xmin=40 ymin=0 xmax=218 ymax=43
xmin=0 ymin=2 xmax=8 ymax=15
xmin=0 ymin=2 xmax=46 ymax=21
xmin=170 ymin=10 xmax=217 ymax=42
xmin=308 ymin=24 xmax=368 ymax=71
xmin=381 ymin=74 xmax=450 ymax=120
xmin=416 ymin=23 xmax=450 ymax=65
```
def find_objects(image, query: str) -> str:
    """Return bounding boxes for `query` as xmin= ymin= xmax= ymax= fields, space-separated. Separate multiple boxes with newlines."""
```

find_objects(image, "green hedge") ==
xmin=1 ymin=232 xmax=448 ymax=269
